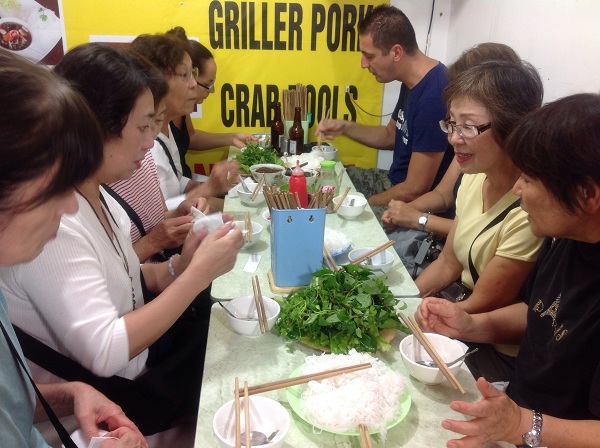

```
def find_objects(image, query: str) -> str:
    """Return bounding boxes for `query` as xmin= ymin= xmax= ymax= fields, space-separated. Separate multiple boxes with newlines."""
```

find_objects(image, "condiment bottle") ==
xmin=288 ymin=106 xmax=304 ymax=156
xmin=319 ymin=160 xmax=338 ymax=194
xmin=288 ymin=160 xmax=308 ymax=208
xmin=270 ymin=101 xmax=284 ymax=154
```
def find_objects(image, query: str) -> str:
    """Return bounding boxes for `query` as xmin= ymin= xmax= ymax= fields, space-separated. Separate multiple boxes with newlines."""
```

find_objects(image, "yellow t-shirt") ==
xmin=454 ymin=173 xmax=543 ymax=290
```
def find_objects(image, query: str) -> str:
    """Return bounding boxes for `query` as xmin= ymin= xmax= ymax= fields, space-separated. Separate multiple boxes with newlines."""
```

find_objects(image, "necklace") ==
xmin=75 ymin=187 xmax=136 ymax=310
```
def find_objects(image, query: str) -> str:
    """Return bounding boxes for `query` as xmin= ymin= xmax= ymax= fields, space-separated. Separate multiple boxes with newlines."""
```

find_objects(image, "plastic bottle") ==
xmin=288 ymin=160 xmax=308 ymax=208
xmin=288 ymin=106 xmax=304 ymax=155
xmin=319 ymin=160 xmax=338 ymax=195
xmin=270 ymin=101 xmax=284 ymax=154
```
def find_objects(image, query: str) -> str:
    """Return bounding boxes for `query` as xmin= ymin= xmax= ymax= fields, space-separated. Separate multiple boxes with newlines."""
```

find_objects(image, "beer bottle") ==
xmin=288 ymin=106 xmax=304 ymax=156
xmin=270 ymin=101 xmax=284 ymax=154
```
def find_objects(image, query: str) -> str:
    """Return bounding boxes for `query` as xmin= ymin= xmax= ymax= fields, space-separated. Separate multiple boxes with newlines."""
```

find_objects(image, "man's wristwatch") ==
xmin=521 ymin=410 xmax=543 ymax=447
xmin=417 ymin=212 xmax=430 ymax=232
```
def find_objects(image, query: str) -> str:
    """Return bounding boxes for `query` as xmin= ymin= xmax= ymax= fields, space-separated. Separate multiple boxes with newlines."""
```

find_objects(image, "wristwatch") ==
xmin=417 ymin=212 xmax=430 ymax=232
xmin=522 ymin=410 xmax=543 ymax=447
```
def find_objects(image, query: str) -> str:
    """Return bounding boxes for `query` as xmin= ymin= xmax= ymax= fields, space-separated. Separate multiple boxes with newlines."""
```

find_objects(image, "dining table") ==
xmin=195 ymin=149 xmax=482 ymax=447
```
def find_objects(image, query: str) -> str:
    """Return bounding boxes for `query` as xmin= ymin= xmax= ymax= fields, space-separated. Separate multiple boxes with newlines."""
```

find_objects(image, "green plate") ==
xmin=285 ymin=365 xmax=411 ymax=435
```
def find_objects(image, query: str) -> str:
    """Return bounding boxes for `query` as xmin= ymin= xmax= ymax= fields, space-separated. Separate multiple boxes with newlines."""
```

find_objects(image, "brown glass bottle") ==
xmin=270 ymin=101 xmax=285 ymax=154
xmin=288 ymin=106 xmax=304 ymax=155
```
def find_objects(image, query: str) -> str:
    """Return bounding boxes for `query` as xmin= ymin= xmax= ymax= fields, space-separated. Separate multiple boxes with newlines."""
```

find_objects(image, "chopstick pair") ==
xmin=244 ymin=362 xmax=372 ymax=396
xmin=317 ymin=106 xmax=330 ymax=151
xmin=332 ymin=186 xmax=351 ymax=212
xmin=323 ymin=245 xmax=338 ymax=271
xmin=252 ymin=275 xmax=268 ymax=334
xmin=234 ymin=377 xmax=251 ymax=448
xmin=250 ymin=174 xmax=266 ymax=202
xmin=244 ymin=212 xmax=252 ymax=243
xmin=398 ymin=312 xmax=466 ymax=394
xmin=350 ymin=240 xmax=395 ymax=266
xmin=359 ymin=424 xmax=372 ymax=448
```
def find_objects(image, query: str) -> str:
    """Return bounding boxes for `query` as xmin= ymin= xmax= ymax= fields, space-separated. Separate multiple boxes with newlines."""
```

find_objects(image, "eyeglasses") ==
xmin=439 ymin=120 xmax=491 ymax=139
xmin=196 ymin=80 xmax=215 ymax=91
xmin=172 ymin=67 xmax=199 ymax=83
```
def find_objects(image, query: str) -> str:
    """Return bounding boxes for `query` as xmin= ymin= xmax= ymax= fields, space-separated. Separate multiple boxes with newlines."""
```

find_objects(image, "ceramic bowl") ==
xmin=236 ymin=182 xmax=265 ymax=206
xmin=312 ymin=144 xmax=338 ymax=160
xmin=282 ymin=168 xmax=319 ymax=187
xmin=234 ymin=220 xmax=263 ymax=249
xmin=347 ymin=247 xmax=395 ymax=277
xmin=261 ymin=209 xmax=271 ymax=231
xmin=249 ymin=163 xmax=285 ymax=185
xmin=332 ymin=194 xmax=367 ymax=219
xmin=224 ymin=295 xmax=280 ymax=337
xmin=399 ymin=333 xmax=467 ymax=385
xmin=213 ymin=396 xmax=290 ymax=448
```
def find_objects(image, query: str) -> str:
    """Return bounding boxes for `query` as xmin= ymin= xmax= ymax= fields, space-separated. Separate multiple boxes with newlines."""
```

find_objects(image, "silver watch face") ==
xmin=418 ymin=216 xmax=427 ymax=225
xmin=524 ymin=432 xmax=541 ymax=446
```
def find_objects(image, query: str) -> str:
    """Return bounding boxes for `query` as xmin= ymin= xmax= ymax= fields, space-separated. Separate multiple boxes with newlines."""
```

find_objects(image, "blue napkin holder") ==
xmin=270 ymin=208 xmax=326 ymax=287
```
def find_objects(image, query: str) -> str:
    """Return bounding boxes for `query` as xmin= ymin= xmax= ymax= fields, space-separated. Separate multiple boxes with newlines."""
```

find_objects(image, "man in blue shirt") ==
xmin=317 ymin=5 xmax=453 ymax=220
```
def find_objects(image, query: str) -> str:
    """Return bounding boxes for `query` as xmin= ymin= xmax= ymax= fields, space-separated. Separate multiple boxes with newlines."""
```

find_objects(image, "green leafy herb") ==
xmin=234 ymin=141 xmax=284 ymax=174
xmin=274 ymin=264 xmax=409 ymax=354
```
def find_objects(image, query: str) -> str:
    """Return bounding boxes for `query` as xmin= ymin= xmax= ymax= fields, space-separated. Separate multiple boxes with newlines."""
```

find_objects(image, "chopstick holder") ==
xmin=350 ymin=240 xmax=395 ymax=265
xmin=245 ymin=362 xmax=371 ymax=396
xmin=398 ymin=313 xmax=466 ymax=394
xmin=234 ymin=377 xmax=241 ymax=448
xmin=243 ymin=381 xmax=251 ymax=448
xmin=333 ymin=186 xmax=351 ymax=212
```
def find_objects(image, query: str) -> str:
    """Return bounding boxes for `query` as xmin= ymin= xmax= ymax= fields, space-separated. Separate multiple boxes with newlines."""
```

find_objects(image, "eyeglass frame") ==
xmin=196 ymin=78 xmax=215 ymax=91
xmin=439 ymin=119 xmax=491 ymax=138
xmin=171 ymin=66 xmax=199 ymax=83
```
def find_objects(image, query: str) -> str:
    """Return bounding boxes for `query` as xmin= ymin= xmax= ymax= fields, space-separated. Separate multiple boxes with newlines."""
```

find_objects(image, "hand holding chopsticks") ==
xmin=251 ymin=275 xmax=268 ymax=334
xmin=359 ymin=424 xmax=372 ymax=448
xmin=350 ymin=240 xmax=395 ymax=265
xmin=398 ymin=312 xmax=466 ymax=394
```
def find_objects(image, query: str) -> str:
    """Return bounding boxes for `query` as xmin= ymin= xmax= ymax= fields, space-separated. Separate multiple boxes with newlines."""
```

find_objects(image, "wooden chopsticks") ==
xmin=245 ymin=362 xmax=372 ymax=396
xmin=333 ymin=186 xmax=351 ymax=212
xmin=243 ymin=381 xmax=250 ymax=448
xmin=234 ymin=377 xmax=241 ymax=448
xmin=359 ymin=424 xmax=372 ymax=448
xmin=252 ymin=275 xmax=268 ymax=334
xmin=244 ymin=212 xmax=252 ymax=243
xmin=323 ymin=245 xmax=338 ymax=271
xmin=317 ymin=106 xmax=330 ymax=151
xmin=350 ymin=240 xmax=395 ymax=265
xmin=250 ymin=174 xmax=266 ymax=202
xmin=399 ymin=312 xmax=466 ymax=394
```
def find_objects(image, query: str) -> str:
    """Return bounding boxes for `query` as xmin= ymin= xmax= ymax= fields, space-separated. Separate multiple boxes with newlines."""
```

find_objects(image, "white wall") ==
xmin=378 ymin=0 xmax=600 ymax=169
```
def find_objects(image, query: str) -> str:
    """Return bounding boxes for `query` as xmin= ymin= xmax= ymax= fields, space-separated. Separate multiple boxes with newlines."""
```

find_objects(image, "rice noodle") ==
xmin=299 ymin=350 xmax=405 ymax=439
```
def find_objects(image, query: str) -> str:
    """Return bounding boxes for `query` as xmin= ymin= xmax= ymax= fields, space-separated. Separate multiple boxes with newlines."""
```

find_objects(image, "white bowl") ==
xmin=233 ymin=220 xmax=263 ymax=249
xmin=347 ymin=247 xmax=395 ymax=277
xmin=237 ymin=182 xmax=265 ymax=206
xmin=282 ymin=168 xmax=319 ymax=187
xmin=213 ymin=396 xmax=290 ymax=448
xmin=224 ymin=295 xmax=280 ymax=337
xmin=312 ymin=145 xmax=338 ymax=160
xmin=249 ymin=163 xmax=285 ymax=185
xmin=399 ymin=333 xmax=466 ymax=385
xmin=261 ymin=209 xmax=271 ymax=231
xmin=332 ymin=194 xmax=367 ymax=219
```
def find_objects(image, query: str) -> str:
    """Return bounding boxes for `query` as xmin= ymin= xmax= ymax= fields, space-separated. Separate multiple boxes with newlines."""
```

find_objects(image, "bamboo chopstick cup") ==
xmin=398 ymin=312 xmax=466 ymax=394
xmin=245 ymin=362 xmax=372 ymax=396
xmin=243 ymin=381 xmax=251 ymax=448
xmin=333 ymin=186 xmax=351 ymax=212
xmin=350 ymin=240 xmax=395 ymax=265
xmin=234 ymin=377 xmax=241 ymax=448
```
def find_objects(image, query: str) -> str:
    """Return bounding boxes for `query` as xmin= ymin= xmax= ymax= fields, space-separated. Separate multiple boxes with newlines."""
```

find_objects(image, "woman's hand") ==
xmin=416 ymin=297 xmax=474 ymax=338
xmin=382 ymin=200 xmax=423 ymax=231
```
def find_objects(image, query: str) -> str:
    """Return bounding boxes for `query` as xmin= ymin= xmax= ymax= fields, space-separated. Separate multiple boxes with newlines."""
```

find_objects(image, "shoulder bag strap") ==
xmin=101 ymin=184 xmax=147 ymax=237
xmin=0 ymin=321 xmax=78 ymax=448
xmin=156 ymin=137 xmax=178 ymax=178
xmin=468 ymin=198 xmax=521 ymax=284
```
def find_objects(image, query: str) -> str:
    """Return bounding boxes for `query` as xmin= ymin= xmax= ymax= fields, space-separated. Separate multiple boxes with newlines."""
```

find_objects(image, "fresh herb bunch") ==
xmin=274 ymin=264 xmax=408 ymax=354
xmin=235 ymin=141 xmax=284 ymax=174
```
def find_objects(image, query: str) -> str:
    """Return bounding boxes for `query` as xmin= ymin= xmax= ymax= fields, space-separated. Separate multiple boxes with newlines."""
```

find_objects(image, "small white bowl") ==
xmin=261 ymin=209 xmax=271 ymax=231
xmin=249 ymin=163 xmax=285 ymax=185
xmin=399 ymin=333 xmax=467 ymax=385
xmin=213 ymin=396 xmax=290 ymax=448
xmin=312 ymin=145 xmax=337 ymax=160
xmin=224 ymin=295 xmax=280 ymax=337
xmin=233 ymin=220 xmax=263 ymax=249
xmin=332 ymin=194 xmax=367 ymax=219
xmin=237 ymin=182 xmax=265 ymax=206
xmin=347 ymin=247 xmax=395 ymax=277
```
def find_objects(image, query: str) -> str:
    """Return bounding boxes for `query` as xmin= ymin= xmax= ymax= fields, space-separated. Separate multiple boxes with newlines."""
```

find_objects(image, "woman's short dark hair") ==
xmin=358 ymin=5 xmax=418 ymax=55
xmin=54 ymin=43 xmax=150 ymax=141
xmin=126 ymin=49 xmax=169 ymax=107
xmin=166 ymin=26 xmax=213 ymax=76
xmin=130 ymin=33 xmax=191 ymax=76
xmin=448 ymin=42 xmax=521 ymax=81
xmin=506 ymin=93 xmax=600 ymax=214
xmin=0 ymin=50 xmax=103 ymax=213
xmin=443 ymin=60 xmax=544 ymax=147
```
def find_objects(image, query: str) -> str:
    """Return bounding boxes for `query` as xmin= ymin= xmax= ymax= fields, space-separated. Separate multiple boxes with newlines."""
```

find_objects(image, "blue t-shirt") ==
xmin=0 ymin=291 xmax=49 ymax=447
xmin=389 ymin=62 xmax=453 ymax=186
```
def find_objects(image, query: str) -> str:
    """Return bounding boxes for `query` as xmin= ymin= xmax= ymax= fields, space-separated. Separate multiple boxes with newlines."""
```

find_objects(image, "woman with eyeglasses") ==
xmin=414 ymin=60 xmax=544 ymax=383
xmin=165 ymin=26 xmax=256 ymax=179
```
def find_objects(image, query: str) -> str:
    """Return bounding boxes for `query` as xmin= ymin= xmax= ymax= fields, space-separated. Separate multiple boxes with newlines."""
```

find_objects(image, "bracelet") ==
xmin=168 ymin=254 xmax=179 ymax=278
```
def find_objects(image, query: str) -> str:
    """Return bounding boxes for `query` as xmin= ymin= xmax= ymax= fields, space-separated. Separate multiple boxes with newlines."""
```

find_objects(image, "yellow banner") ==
xmin=60 ymin=0 xmax=386 ymax=168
